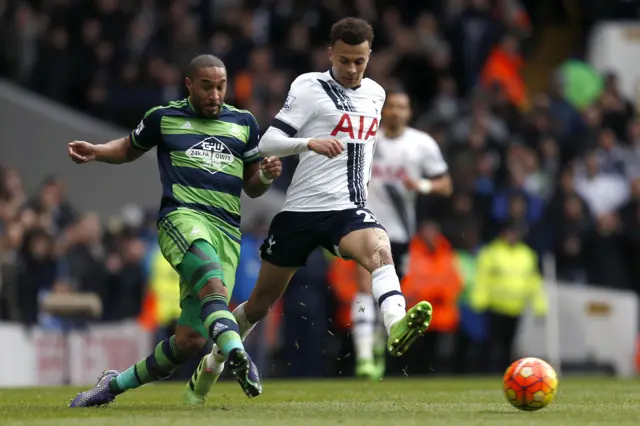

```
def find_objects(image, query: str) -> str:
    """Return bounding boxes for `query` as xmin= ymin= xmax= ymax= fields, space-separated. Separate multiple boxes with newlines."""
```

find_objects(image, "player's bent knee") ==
xmin=360 ymin=245 xmax=393 ymax=272
xmin=198 ymin=278 xmax=228 ymax=300
xmin=174 ymin=328 xmax=207 ymax=357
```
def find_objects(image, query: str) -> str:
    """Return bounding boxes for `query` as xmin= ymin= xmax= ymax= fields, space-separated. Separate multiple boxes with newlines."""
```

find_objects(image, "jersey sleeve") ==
xmin=270 ymin=75 xmax=315 ymax=137
xmin=419 ymin=135 xmax=448 ymax=178
xmin=243 ymin=113 xmax=261 ymax=164
xmin=130 ymin=108 xmax=163 ymax=151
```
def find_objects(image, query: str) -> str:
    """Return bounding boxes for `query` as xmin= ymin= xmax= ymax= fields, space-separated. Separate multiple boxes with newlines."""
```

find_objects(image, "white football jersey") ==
xmin=271 ymin=70 xmax=385 ymax=212
xmin=367 ymin=127 xmax=448 ymax=243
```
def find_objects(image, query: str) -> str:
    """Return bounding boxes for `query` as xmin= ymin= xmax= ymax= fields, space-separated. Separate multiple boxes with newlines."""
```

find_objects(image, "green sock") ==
xmin=109 ymin=336 xmax=186 ymax=394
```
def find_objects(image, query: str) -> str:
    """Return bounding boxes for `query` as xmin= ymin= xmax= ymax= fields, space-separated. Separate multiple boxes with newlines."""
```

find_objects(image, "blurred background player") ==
xmin=188 ymin=17 xmax=434 ymax=404
xmin=67 ymin=55 xmax=283 ymax=407
xmin=352 ymin=90 xmax=453 ymax=380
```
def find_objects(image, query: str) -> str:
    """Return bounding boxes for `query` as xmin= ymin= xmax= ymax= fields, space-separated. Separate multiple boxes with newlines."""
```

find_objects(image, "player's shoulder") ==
xmin=291 ymin=72 xmax=325 ymax=88
xmin=142 ymin=98 xmax=190 ymax=120
xmin=223 ymin=103 xmax=258 ymax=126
xmin=360 ymin=78 xmax=386 ymax=101
xmin=407 ymin=127 xmax=440 ymax=150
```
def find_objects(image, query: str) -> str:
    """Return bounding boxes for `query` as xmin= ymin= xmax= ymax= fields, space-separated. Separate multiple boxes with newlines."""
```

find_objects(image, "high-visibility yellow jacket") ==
xmin=470 ymin=239 xmax=547 ymax=317
xmin=149 ymin=248 xmax=181 ymax=326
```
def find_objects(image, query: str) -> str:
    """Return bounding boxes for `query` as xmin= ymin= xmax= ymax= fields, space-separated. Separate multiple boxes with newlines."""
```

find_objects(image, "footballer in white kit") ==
xmin=368 ymin=91 xmax=452 ymax=276
xmin=187 ymin=18 xmax=435 ymax=404
xmin=352 ymin=90 xmax=452 ymax=380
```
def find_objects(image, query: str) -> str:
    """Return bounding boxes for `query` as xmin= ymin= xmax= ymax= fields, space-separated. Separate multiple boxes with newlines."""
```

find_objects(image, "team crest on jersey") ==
xmin=283 ymin=94 xmax=296 ymax=110
xmin=186 ymin=137 xmax=234 ymax=174
xmin=134 ymin=120 xmax=145 ymax=136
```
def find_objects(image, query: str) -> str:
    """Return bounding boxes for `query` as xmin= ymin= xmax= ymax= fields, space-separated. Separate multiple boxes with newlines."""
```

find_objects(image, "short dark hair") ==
xmin=187 ymin=54 xmax=225 ymax=78
xmin=330 ymin=17 xmax=374 ymax=46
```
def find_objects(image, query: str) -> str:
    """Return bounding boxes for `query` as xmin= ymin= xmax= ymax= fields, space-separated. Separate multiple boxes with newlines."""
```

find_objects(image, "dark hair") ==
xmin=187 ymin=54 xmax=225 ymax=78
xmin=386 ymin=88 xmax=409 ymax=98
xmin=330 ymin=17 xmax=374 ymax=46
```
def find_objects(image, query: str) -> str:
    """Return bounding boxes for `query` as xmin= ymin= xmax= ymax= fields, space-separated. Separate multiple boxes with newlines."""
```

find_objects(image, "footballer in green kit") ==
xmin=68 ymin=55 xmax=282 ymax=407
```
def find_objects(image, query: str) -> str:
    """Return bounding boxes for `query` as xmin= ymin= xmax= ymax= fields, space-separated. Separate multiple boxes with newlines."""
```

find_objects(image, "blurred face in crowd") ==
xmin=596 ymin=213 xmax=620 ymax=235
xmin=502 ymin=227 xmax=521 ymax=245
xmin=329 ymin=40 xmax=370 ymax=88
xmin=585 ymin=153 xmax=599 ymax=178
xmin=628 ymin=120 xmax=640 ymax=146
xmin=509 ymin=195 xmax=527 ymax=219
xmin=418 ymin=221 xmax=440 ymax=247
xmin=186 ymin=66 xmax=226 ymax=117
xmin=598 ymin=129 xmax=616 ymax=151
xmin=39 ymin=183 xmax=59 ymax=210
xmin=6 ymin=222 xmax=24 ymax=250
xmin=1 ymin=167 xmax=23 ymax=199
xmin=631 ymin=177 xmax=640 ymax=199
xmin=564 ymin=196 xmax=583 ymax=220
xmin=28 ymin=232 xmax=53 ymax=260
xmin=75 ymin=213 xmax=102 ymax=244
xmin=560 ymin=167 xmax=575 ymax=192
xmin=381 ymin=92 xmax=411 ymax=132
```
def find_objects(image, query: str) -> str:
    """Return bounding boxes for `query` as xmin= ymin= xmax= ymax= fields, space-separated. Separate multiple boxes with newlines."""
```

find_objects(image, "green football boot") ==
xmin=373 ymin=335 xmax=386 ymax=379
xmin=387 ymin=301 xmax=433 ymax=357
xmin=183 ymin=354 xmax=223 ymax=406
xmin=355 ymin=359 xmax=379 ymax=381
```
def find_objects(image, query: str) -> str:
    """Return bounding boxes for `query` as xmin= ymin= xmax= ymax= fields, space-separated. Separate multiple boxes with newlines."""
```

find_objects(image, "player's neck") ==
xmin=383 ymin=126 xmax=406 ymax=140
xmin=329 ymin=68 xmax=361 ymax=90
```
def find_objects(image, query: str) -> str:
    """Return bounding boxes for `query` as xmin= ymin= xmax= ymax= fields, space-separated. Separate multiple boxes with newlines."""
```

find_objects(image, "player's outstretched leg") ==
xmin=372 ymin=311 xmax=387 ymax=378
xmin=351 ymin=264 xmax=379 ymax=380
xmin=187 ymin=262 xmax=295 ymax=404
xmin=69 ymin=332 xmax=197 ymax=407
xmin=181 ymin=240 xmax=261 ymax=401
xmin=339 ymin=227 xmax=432 ymax=357
xmin=185 ymin=301 xmax=257 ymax=405
xmin=352 ymin=292 xmax=378 ymax=380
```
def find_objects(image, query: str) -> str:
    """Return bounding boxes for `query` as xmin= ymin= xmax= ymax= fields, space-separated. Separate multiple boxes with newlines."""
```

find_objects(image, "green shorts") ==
xmin=158 ymin=208 xmax=241 ymax=337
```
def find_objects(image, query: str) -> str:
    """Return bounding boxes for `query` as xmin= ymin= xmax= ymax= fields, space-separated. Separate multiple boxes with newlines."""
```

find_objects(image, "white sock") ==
xmin=371 ymin=265 xmax=406 ymax=333
xmin=351 ymin=292 xmax=376 ymax=362
xmin=373 ymin=313 xmax=387 ymax=353
xmin=204 ymin=352 xmax=225 ymax=374
xmin=209 ymin=301 xmax=258 ymax=362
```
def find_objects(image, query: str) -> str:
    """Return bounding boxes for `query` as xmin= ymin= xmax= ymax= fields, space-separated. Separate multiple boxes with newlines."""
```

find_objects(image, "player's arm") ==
xmin=243 ymin=114 xmax=282 ymax=198
xmin=408 ymin=172 xmax=453 ymax=197
xmin=404 ymin=136 xmax=453 ymax=196
xmin=258 ymin=75 xmax=343 ymax=158
xmin=68 ymin=109 xmax=161 ymax=165
xmin=68 ymin=136 xmax=145 ymax=165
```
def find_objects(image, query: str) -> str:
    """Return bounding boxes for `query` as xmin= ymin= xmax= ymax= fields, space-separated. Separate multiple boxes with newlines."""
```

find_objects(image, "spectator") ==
xmin=16 ymin=228 xmax=58 ymax=325
xmin=586 ymin=212 xmax=630 ymax=289
xmin=398 ymin=220 xmax=463 ymax=374
xmin=574 ymin=151 xmax=630 ymax=217
xmin=470 ymin=221 xmax=547 ymax=373
xmin=480 ymin=33 xmax=528 ymax=110
xmin=619 ymin=177 xmax=640 ymax=294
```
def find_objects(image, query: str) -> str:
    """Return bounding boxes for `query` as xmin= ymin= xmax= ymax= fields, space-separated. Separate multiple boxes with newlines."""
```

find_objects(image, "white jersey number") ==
xmin=357 ymin=209 xmax=379 ymax=224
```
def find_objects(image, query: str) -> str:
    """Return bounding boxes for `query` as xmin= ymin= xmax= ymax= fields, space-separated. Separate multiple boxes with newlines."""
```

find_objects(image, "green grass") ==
xmin=0 ymin=378 xmax=638 ymax=426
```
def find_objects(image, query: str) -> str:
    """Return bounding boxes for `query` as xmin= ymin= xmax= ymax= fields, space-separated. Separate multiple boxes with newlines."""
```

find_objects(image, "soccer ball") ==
xmin=503 ymin=357 xmax=558 ymax=411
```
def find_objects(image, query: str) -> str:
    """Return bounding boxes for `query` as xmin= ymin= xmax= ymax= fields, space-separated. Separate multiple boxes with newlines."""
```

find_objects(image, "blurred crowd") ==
xmin=0 ymin=172 xmax=156 ymax=325
xmin=0 ymin=0 xmax=639 ymax=376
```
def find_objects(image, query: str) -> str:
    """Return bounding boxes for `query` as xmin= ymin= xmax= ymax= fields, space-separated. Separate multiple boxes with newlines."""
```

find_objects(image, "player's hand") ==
xmin=261 ymin=156 xmax=282 ymax=180
xmin=402 ymin=176 xmax=421 ymax=191
xmin=307 ymin=138 xmax=344 ymax=159
xmin=68 ymin=141 xmax=97 ymax=164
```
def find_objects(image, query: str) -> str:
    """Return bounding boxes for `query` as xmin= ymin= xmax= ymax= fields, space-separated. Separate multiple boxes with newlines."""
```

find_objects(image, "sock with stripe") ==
xmin=109 ymin=335 xmax=187 ymax=395
xmin=201 ymin=294 xmax=244 ymax=356
xmin=371 ymin=265 xmax=406 ymax=333
xmin=208 ymin=301 xmax=257 ymax=365
xmin=351 ymin=292 xmax=376 ymax=362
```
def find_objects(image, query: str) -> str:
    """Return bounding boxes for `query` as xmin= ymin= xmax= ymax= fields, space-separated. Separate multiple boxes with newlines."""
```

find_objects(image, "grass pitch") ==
xmin=0 ymin=377 xmax=638 ymax=426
